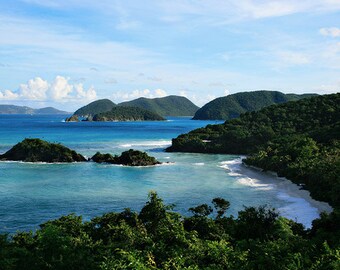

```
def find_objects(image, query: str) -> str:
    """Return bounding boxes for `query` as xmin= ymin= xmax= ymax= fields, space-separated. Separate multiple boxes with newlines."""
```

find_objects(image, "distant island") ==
xmin=119 ymin=95 xmax=199 ymax=116
xmin=0 ymin=105 xmax=70 ymax=114
xmin=193 ymin=91 xmax=317 ymax=120
xmin=68 ymin=96 xmax=198 ymax=121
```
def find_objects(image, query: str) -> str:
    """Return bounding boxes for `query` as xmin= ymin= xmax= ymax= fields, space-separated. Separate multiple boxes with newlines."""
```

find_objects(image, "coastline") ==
xmin=221 ymin=157 xmax=333 ymax=227
xmin=241 ymin=162 xmax=333 ymax=213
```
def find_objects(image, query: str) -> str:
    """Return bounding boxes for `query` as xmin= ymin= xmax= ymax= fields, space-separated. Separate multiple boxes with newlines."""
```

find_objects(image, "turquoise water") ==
xmin=0 ymin=115 xmax=327 ymax=233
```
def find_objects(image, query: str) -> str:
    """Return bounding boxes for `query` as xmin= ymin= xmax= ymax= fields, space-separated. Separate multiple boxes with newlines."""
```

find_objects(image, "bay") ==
xmin=0 ymin=115 xmax=331 ymax=233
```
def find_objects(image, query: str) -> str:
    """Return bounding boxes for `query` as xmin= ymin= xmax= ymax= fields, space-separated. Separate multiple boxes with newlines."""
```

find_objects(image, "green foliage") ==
xmin=119 ymin=95 xmax=199 ymax=116
xmin=73 ymin=99 xmax=116 ymax=117
xmin=0 ymin=193 xmax=338 ymax=269
xmin=0 ymin=138 xmax=86 ymax=162
xmin=92 ymin=106 xmax=165 ymax=121
xmin=168 ymin=93 xmax=340 ymax=207
xmin=193 ymin=90 xmax=317 ymax=120
xmin=91 ymin=149 xmax=161 ymax=166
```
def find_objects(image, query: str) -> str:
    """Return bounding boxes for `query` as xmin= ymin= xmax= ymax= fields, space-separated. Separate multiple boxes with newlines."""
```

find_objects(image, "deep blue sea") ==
xmin=0 ymin=115 xmax=331 ymax=233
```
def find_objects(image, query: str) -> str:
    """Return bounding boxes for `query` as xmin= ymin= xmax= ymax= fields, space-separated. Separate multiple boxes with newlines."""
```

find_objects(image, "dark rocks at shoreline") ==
xmin=65 ymin=115 xmax=80 ymax=122
xmin=92 ymin=149 xmax=161 ymax=166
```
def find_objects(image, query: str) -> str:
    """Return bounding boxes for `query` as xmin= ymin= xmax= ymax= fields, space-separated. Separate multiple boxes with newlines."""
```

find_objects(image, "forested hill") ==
xmin=92 ymin=106 xmax=165 ymax=121
xmin=0 ymin=105 xmax=69 ymax=114
xmin=168 ymin=93 xmax=340 ymax=207
xmin=119 ymin=95 xmax=199 ymax=116
xmin=73 ymin=99 xmax=116 ymax=116
xmin=193 ymin=90 xmax=317 ymax=120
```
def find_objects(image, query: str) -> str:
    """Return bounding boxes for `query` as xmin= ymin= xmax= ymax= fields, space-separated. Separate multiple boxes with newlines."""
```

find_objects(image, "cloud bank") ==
xmin=0 ymin=76 xmax=97 ymax=102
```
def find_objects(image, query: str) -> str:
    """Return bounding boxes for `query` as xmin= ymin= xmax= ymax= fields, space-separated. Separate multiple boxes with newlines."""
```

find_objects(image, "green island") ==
xmin=0 ymin=138 xmax=86 ymax=162
xmin=0 ymin=192 xmax=338 ymax=269
xmin=192 ymin=90 xmax=317 ymax=120
xmin=92 ymin=106 xmax=165 ymax=121
xmin=73 ymin=99 xmax=116 ymax=117
xmin=119 ymin=95 xmax=199 ymax=116
xmin=92 ymin=149 xmax=161 ymax=166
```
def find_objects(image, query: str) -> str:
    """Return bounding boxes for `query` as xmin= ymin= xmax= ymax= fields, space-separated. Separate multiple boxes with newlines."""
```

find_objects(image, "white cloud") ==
xmin=75 ymin=84 xmax=97 ymax=100
xmin=154 ymin=88 xmax=167 ymax=97
xmin=320 ymin=27 xmax=340 ymax=37
xmin=0 ymin=89 xmax=19 ymax=100
xmin=0 ymin=76 xmax=97 ymax=102
xmin=18 ymin=77 xmax=49 ymax=100
xmin=49 ymin=76 xmax=73 ymax=100
xmin=112 ymin=88 xmax=168 ymax=102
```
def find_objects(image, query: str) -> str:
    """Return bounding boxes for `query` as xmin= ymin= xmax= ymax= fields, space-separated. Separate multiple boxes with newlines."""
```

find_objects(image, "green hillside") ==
xmin=167 ymin=93 xmax=340 ymax=207
xmin=73 ymin=99 xmax=116 ymax=116
xmin=93 ymin=106 xmax=165 ymax=121
xmin=193 ymin=91 xmax=317 ymax=120
xmin=119 ymin=95 xmax=199 ymax=116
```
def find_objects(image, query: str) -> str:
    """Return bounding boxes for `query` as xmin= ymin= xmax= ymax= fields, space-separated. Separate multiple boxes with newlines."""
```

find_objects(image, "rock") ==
xmin=91 ymin=149 xmax=161 ymax=166
xmin=65 ymin=115 xmax=79 ymax=122
xmin=0 ymin=138 xmax=86 ymax=163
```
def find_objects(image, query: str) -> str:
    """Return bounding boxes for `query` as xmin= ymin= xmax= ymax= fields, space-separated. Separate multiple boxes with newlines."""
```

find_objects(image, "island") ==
xmin=92 ymin=149 xmax=161 ymax=166
xmin=92 ymin=106 xmax=165 ymax=121
xmin=119 ymin=95 xmax=199 ymax=116
xmin=0 ymin=105 xmax=70 ymax=115
xmin=0 ymin=138 xmax=86 ymax=162
xmin=0 ymin=138 xmax=161 ymax=166
xmin=73 ymin=99 xmax=116 ymax=117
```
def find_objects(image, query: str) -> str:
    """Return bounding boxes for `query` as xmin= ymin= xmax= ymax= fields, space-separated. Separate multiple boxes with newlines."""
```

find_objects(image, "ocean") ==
xmin=0 ymin=115 xmax=331 ymax=233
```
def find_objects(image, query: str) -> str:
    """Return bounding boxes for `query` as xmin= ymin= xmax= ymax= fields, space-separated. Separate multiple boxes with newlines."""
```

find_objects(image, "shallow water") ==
xmin=0 ymin=115 xmax=330 ymax=233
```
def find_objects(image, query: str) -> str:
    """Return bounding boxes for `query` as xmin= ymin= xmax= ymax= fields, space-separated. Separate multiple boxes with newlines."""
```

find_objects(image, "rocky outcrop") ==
xmin=92 ymin=149 xmax=161 ymax=166
xmin=65 ymin=115 xmax=80 ymax=122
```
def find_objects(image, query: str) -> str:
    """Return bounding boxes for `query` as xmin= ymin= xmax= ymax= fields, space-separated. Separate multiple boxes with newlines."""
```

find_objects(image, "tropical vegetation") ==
xmin=192 ymin=90 xmax=317 ymax=120
xmin=92 ymin=106 xmax=165 ymax=121
xmin=0 ymin=192 xmax=338 ymax=269
xmin=119 ymin=95 xmax=199 ymax=116
xmin=167 ymin=93 xmax=340 ymax=208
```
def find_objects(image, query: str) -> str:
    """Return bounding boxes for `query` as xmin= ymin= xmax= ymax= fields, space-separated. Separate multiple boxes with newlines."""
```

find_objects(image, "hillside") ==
xmin=92 ymin=106 xmax=165 ymax=121
xmin=0 ymin=105 xmax=69 ymax=114
xmin=73 ymin=99 xmax=116 ymax=116
xmin=193 ymin=91 xmax=317 ymax=120
xmin=167 ymin=93 xmax=340 ymax=207
xmin=119 ymin=95 xmax=199 ymax=116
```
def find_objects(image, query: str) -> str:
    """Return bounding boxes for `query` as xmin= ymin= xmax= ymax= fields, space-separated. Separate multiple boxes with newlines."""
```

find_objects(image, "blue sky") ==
xmin=0 ymin=0 xmax=339 ymax=110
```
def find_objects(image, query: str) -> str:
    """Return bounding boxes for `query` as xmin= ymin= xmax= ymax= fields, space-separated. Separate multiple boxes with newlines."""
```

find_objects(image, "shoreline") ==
xmin=239 ymin=160 xmax=333 ymax=214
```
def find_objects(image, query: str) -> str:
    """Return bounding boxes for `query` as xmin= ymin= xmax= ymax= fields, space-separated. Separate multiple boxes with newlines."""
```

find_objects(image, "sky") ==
xmin=0 ymin=0 xmax=339 ymax=110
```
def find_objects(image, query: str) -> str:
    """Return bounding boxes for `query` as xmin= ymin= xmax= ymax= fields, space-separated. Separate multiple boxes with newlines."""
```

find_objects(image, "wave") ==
xmin=219 ymin=158 xmax=273 ymax=190
xmin=193 ymin=162 xmax=205 ymax=166
xmin=119 ymin=140 xmax=171 ymax=148
xmin=218 ymin=158 xmax=242 ymax=170
xmin=237 ymin=177 xmax=273 ymax=190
